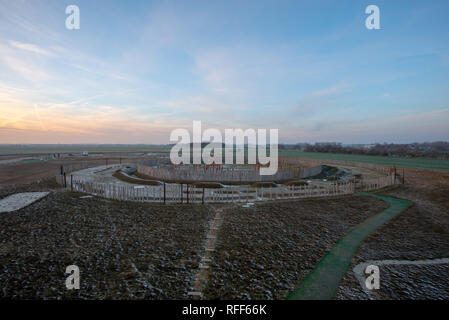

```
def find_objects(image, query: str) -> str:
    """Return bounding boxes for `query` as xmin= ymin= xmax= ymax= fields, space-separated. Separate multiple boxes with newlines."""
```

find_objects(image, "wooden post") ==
xmin=163 ymin=182 xmax=166 ymax=204
xmin=70 ymin=175 xmax=73 ymax=191
xmin=393 ymin=166 xmax=397 ymax=184
xmin=202 ymin=187 xmax=205 ymax=204
xmin=63 ymin=173 xmax=66 ymax=188
xmin=402 ymin=168 xmax=405 ymax=184
xmin=181 ymin=184 xmax=183 ymax=204
xmin=187 ymin=184 xmax=189 ymax=204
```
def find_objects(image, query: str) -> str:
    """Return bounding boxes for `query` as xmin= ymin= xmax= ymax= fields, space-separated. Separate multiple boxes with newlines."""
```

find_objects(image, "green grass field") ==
xmin=280 ymin=150 xmax=449 ymax=172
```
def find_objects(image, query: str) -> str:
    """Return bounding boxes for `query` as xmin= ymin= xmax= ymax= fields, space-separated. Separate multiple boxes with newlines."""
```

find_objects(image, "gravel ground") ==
xmin=202 ymin=195 xmax=389 ymax=300
xmin=372 ymin=264 xmax=449 ymax=299
xmin=0 ymin=188 xmax=213 ymax=299
xmin=337 ymin=263 xmax=449 ymax=300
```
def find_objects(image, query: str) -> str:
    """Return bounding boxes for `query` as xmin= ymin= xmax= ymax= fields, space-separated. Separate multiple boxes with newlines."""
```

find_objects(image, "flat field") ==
xmin=280 ymin=150 xmax=449 ymax=172
xmin=0 ymin=155 xmax=136 ymax=185
xmin=0 ymin=144 xmax=171 ymax=156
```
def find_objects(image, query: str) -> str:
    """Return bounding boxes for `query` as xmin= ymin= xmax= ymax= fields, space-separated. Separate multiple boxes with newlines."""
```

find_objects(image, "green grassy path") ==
xmin=286 ymin=193 xmax=411 ymax=300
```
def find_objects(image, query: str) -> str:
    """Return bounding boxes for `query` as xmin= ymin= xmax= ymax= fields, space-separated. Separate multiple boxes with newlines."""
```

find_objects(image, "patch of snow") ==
xmin=0 ymin=192 xmax=49 ymax=213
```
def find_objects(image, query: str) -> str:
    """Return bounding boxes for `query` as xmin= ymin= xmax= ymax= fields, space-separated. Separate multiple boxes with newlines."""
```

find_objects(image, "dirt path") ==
xmin=188 ymin=206 xmax=225 ymax=299
xmin=287 ymin=193 xmax=411 ymax=300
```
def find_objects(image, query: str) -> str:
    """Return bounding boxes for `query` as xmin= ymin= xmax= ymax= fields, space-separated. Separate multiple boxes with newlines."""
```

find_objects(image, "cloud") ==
xmin=296 ymin=82 xmax=352 ymax=113
xmin=0 ymin=54 xmax=51 ymax=81
xmin=0 ymin=88 xmax=182 ymax=143
xmin=0 ymin=43 xmax=52 ymax=81
xmin=310 ymin=83 xmax=352 ymax=97
xmin=192 ymin=48 xmax=240 ymax=94
xmin=9 ymin=40 xmax=53 ymax=56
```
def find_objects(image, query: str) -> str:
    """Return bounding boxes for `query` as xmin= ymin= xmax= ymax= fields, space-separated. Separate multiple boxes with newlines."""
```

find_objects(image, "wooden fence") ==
xmin=137 ymin=163 xmax=327 ymax=183
xmin=137 ymin=164 xmax=297 ymax=182
xmin=56 ymin=164 xmax=121 ymax=188
xmin=358 ymin=173 xmax=396 ymax=192
xmin=56 ymin=172 xmax=396 ymax=204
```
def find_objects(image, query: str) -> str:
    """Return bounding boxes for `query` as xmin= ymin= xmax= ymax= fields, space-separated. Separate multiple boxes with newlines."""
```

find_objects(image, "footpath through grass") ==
xmin=287 ymin=193 xmax=411 ymax=300
xmin=280 ymin=150 xmax=449 ymax=172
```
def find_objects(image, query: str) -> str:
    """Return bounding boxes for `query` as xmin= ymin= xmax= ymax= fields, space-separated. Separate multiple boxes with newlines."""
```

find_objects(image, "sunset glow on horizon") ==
xmin=1 ymin=0 xmax=448 ymax=144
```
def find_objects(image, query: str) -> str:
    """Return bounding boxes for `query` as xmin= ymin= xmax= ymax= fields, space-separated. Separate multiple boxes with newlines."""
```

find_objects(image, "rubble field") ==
xmin=0 ymin=184 xmax=213 ymax=299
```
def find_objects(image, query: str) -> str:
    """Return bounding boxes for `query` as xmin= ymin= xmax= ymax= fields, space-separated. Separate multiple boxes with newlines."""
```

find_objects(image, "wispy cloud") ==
xmin=0 ymin=89 xmax=177 ymax=143
xmin=0 ymin=42 xmax=52 ymax=81
xmin=310 ymin=83 xmax=352 ymax=98
xmin=296 ymin=82 xmax=352 ymax=113
xmin=9 ymin=40 xmax=53 ymax=56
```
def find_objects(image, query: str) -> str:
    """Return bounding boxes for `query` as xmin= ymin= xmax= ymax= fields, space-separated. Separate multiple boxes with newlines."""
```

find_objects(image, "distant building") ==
xmin=82 ymin=151 xmax=89 ymax=156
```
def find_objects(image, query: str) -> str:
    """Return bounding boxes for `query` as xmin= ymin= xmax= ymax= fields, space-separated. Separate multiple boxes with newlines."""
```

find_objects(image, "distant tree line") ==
xmin=279 ymin=141 xmax=449 ymax=159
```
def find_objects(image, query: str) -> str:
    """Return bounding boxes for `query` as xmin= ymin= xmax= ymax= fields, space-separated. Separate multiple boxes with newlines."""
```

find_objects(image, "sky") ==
xmin=0 ymin=0 xmax=448 ymax=144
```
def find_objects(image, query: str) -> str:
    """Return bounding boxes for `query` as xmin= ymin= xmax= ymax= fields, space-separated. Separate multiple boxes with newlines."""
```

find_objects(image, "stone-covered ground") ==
xmin=336 ymin=169 xmax=449 ymax=300
xmin=203 ymin=195 xmax=389 ymax=299
xmin=0 ymin=181 xmax=213 ymax=299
